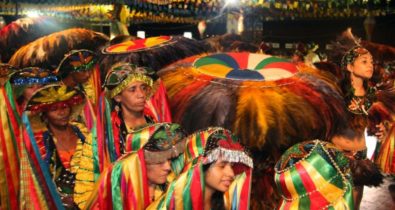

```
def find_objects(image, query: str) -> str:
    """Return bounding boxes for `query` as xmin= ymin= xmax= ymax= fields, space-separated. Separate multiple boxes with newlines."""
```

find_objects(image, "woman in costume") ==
xmin=102 ymin=62 xmax=155 ymax=161
xmin=9 ymin=67 xmax=58 ymax=112
xmin=24 ymin=84 xmax=94 ymax=209
xmin=84 ymin=123 xmax=186 ymax=210
xmin=275 ymin=140 xmax=354 ymax=209
xmin=148 ymin=127 xmax=253 ymax=210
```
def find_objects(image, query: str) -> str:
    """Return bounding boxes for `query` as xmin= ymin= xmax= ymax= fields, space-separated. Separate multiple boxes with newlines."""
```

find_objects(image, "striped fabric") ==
xmin=274 ymin=140 xmax=354 ymax=210
xmin=148 ymin=127 xmax=253 ymax=210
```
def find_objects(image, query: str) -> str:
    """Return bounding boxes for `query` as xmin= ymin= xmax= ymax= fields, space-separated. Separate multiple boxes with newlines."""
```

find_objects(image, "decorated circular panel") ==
xmin=103 ymin=36 xmax=173 ymax=54
xmin=193 ymin=52 xmax=298 ymax=81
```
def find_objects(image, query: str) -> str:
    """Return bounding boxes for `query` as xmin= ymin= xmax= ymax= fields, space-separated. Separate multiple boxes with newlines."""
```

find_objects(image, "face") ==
xmin=23 ymin=84 xmax=43 ymax=101
xmin=70 ymin=70 xmax=92 ymax=84
xmin=332 ymin=135 xmax=366 ymax=159
xmin=114 ymin=81 xmax=151 ymax=113
xmin=347 ymin=53 xmax=374 ymax=79
xmin=204 ymin=159 xmax=235 ymax=193
xmin=44 ymin=105 xmax=71 ymax=127
xmin=146 ymin=159 xmax=172 ymax=185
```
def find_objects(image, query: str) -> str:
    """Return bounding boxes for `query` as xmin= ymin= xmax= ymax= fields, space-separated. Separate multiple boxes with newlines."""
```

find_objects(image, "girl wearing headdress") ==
xmin=24 ymin=84 xmax=94 ymax=209
xmin=329 ymin=31 xmax=395 ymax=209
xmin=84 ymin=123 xmax=187 ymax=210
xmin=148 ymin=127 xmax=253 ymax=210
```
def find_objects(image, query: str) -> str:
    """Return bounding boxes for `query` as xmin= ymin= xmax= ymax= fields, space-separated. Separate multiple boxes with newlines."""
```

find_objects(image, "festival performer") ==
xmin=84 ymin=123 xmax=187 ymax=210
xmin=101 ymin=62 xmax=156 ymax=162
xmin=24 ymin=84 xmax=94 ymax=209
xmin=329 ymin=35 xmax=395 ymax=208
xmin=148 ymin=127 xmax=253 ymax=210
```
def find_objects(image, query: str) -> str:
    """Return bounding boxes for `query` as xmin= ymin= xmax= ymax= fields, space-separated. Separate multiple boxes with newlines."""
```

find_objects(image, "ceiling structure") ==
xmin=0 ymin=0 xmax=394 ymax=24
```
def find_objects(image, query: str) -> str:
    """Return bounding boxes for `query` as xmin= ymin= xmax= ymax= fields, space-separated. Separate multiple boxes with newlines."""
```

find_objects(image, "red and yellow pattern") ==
xmin=104 ymin=36 xmax=172 ymax=54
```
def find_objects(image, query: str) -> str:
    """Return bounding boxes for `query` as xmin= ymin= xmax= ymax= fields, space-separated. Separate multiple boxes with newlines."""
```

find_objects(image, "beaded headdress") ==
xmin=341 ymin=46 xmax=371 ymax=69
xmin=10 ymin=67 xmax=58 ymax=86
xmin=57 ymin=49 xmax=97 ymax=78
xmin=274 ymin=140 xmax=354 ymax=209
xmin=148 ymin=127 xmax=253 ymax=210
xmin=9 ymin=67 xmax=59 ymax=99
xmin=143 ymin=123 xmax=186 ymax=165
xmin=104 ymin=62 xmax=154 ymax=98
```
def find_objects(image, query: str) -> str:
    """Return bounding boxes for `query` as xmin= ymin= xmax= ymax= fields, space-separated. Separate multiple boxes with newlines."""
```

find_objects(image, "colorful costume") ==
xmin=330 ymin=34 xmax=395 ymax=175
xmin=84 ymin=123 xmax=186 ymax=210
xmin=24 ymin=84 xmax=94 ymax=209
xmin=275 ymin=140 xmax=354 ymax=209
xmin=100 ymin=62 xmax=155 ymax=164
xmin=0 ymin=64 xmax=21 ymax=209
xmin=148 ymin=127 xmax=254 ymax=210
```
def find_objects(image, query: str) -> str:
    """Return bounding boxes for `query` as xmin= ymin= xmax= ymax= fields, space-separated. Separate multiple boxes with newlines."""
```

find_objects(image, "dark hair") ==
xmin=202 ymin=163 xmax=225 ymax=210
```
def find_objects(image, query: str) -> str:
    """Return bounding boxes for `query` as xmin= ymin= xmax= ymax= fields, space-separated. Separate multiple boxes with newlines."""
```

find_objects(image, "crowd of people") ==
xmin=1 ymin=17 xmax=395 ymax=210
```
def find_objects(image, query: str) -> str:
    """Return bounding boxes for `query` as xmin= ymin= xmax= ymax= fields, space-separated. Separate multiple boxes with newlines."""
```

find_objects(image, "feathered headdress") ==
xmin=8 ymin=28 xmax=109 ymax=70
xmin=100 ymin=35 xmax=209 ymax=76
xmin=0 ymin=17 xmax=63 ymax=63
xmin=159 ymin=52 xmax=347 ymax=153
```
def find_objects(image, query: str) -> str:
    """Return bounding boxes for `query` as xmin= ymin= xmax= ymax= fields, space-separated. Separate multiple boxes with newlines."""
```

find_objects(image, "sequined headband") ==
xmin=10 ymin=67 xmax=58 ymax=86
xmin=26 ymin=94 xmax=84 ymax=113
xmin=202 ymin=130 xmax=253 ymax=169
xmin=341 ymin=46 xmax=370 ymax=69
xmin=105 ymin=63 xmax=154 ymax=98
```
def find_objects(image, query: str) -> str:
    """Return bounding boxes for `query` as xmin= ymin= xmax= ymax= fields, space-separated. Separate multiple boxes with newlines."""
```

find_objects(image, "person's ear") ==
xmin=114 ymin=94 xmax=122 ymax=103
xmin=347 ymin=63 xmax=354 ymax=73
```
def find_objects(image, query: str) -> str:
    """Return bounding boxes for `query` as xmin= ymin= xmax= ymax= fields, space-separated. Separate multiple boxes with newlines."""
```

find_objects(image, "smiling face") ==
xmin=114 ymin=81 xmax=151 ymax=113
xmin=146 ymin=159 xmax=172 ymax=185
xmin=347 ymin=52 xmax=374 ymax=79
xmin=204 ymin=159 xmax=235 ymax=193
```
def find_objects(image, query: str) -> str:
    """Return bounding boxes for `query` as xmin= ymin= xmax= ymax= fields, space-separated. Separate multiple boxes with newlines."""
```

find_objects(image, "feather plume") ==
xmin=8 ymin=28 xmax=109 ymax=70
xmin=0 ymin=17 xmax=64 ymax=63
xmin=100 ymin=36 xmax=209 ymax=76
xmin=181 ymin=78 xmax=240 ymax=133
xmin=367 ymin=102 xmax=392 ymax=135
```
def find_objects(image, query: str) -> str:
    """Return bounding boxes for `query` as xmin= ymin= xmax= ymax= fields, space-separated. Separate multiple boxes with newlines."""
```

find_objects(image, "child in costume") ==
xmin=275 ymin=140 xmax=354 ymax=209
xmin=148 ymin=127 xmax=253 ymax=210
xmin=84 ymin=123 xmax=186 ymax=210
xmin=24 ymin=84 xmax=94 ymax=209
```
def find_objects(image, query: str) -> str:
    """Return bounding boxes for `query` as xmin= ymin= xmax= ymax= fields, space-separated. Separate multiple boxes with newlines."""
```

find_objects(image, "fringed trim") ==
xmin=204 ymin=147 xmax=254 ymax=169
xmin=72 ymin=122 xmax=95 ymax=209
xmin=109 ymin=73 xmax=153 ymax=98
xmin=144 ymin=140 xmax=186 ymax=164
